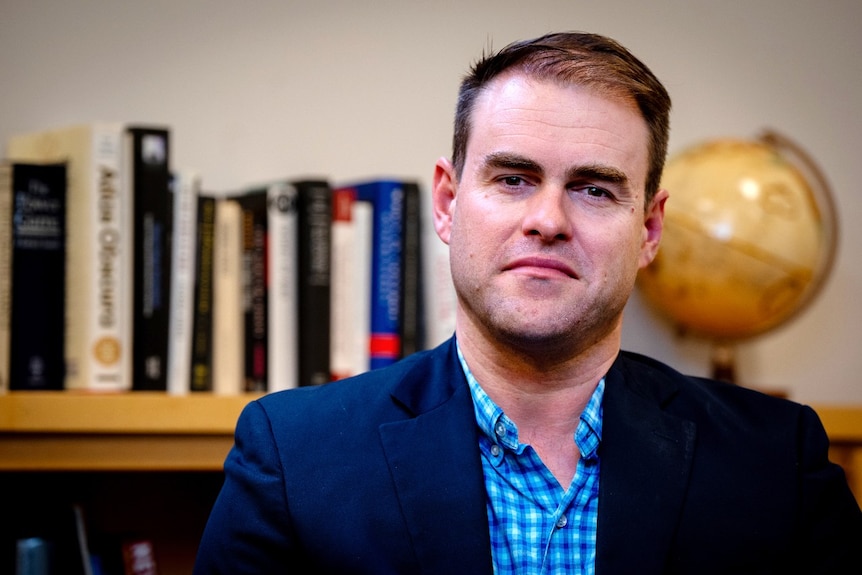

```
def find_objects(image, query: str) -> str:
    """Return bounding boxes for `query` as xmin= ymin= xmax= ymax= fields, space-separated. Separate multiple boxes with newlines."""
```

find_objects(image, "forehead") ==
xmin=467 ymin=72 xmax=650 ymax=177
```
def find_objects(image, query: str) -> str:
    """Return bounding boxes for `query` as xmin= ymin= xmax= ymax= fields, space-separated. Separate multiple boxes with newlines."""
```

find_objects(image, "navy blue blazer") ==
xmin=194 ymin=338 xmax=861 ymax=574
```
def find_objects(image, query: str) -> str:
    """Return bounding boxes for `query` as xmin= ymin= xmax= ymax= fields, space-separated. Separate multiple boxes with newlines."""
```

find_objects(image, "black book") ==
xmin=235 ymin=188 xmax=268 ymax=393
xmin=127 ymin=127 xmax=173 ymax=391
xmin=399 ymin=181 xmax=425 ymax=358
xmin=189 ymin=194 xmax=216 ymax=392
xmin=4 ymin=163 xmax=66 ymax=391
xmin=296 ymin=180 xmax=332 ymax=386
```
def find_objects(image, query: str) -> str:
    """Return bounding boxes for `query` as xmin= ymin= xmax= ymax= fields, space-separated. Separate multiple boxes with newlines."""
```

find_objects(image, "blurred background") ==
xmin=1 ymin=0 xmax=859 ymax=403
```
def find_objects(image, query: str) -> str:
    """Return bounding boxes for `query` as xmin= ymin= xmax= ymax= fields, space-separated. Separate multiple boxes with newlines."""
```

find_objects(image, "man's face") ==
xmin=433 ymin=72 xmax=666 ymax=355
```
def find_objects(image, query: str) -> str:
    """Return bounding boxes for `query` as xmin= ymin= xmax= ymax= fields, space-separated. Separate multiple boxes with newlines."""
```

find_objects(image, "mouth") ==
xmin=503 ymin=256 xmax=578 ymax=280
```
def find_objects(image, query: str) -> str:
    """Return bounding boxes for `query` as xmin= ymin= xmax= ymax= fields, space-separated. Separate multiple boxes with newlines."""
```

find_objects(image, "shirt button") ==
xmin=556 ymin=515 xmax=568 ymax=529
xmin=494 ymin=422 xmax=507 ymax=437
xmin=490 ymin=444 xmax=501 ymax=457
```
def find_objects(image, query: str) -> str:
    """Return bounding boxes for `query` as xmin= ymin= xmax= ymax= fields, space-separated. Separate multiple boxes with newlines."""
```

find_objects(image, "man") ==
xmin=194 ymin=32 xmax=861 ymax=574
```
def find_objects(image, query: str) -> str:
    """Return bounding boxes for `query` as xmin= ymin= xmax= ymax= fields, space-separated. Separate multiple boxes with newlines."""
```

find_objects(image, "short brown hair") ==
xmin=452 ymin=32 xmax=672 ymax=206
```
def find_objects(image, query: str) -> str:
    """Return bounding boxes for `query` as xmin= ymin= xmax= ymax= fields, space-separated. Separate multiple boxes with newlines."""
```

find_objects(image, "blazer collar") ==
xmin=596 ymin=353 xmax=697 ymax=575
xmin=379 ymin=338 xmax=494 ymax=575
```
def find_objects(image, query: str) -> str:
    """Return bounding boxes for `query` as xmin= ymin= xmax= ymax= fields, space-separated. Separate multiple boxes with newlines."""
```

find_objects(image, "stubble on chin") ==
xmin=460 ymin=286 xmax=582 ymax=356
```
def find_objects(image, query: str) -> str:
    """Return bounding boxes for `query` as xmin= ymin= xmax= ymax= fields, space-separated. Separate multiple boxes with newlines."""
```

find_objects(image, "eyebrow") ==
xmin=483 ymin=152 xmax=629 ymax=186
xmin=483 ymin=152 xmax=544 ymax=175
xmin=568 ymin=164 xmax=629 ymax=186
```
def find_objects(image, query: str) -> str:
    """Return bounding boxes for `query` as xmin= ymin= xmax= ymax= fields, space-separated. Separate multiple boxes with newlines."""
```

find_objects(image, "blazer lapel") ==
xmin=596 ymin=354 xmax=697 ymax=575
xmin=379 ymin=340 xmax=494 ymax=575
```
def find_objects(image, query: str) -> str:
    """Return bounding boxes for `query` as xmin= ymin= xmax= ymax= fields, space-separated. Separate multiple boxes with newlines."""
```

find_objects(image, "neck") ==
xmin=455 ymin=316 xmax=618 ymax=435
xmin=456 ymin=321 xmax=616 ymax=490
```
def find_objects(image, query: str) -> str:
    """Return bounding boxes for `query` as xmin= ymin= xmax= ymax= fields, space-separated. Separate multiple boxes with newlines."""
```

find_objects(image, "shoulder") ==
xmin=247 ymin=338 xmax=462 ymax=432
xmin=611 ymin=350 xmax=817 ymax=437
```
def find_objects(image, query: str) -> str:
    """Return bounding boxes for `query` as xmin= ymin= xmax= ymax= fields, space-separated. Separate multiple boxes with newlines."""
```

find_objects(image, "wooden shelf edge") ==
xmin=0 ymin=391 xmax=263 ymax=434
xmin=0 ymin=393 xmax=859 ymax=438
xmin=812 ymin=405 xmax=862 ymax=442
xmin=0 ymin=433 xmax=235 ymax=471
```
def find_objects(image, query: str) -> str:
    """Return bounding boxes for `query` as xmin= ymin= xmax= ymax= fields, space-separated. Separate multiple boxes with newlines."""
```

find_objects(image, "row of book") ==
xmin=0 ymin=123 xmax=426 ymax=394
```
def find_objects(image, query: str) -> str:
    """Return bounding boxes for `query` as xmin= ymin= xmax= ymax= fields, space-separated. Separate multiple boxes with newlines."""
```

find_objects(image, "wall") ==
xmin=1 ymin=0 xmax=859 ymax=403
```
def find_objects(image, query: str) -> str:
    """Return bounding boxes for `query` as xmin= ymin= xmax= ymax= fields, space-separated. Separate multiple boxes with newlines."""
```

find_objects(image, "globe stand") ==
xmin=710 ymin=341 xmax=788 ymax=397
xmin=711 ymin=343 xmax=737 ymax=384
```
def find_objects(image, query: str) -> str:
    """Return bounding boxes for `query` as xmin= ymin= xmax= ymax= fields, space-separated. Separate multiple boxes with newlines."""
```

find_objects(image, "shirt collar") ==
xmin=457 ymin=342 xmax=604 ymax=459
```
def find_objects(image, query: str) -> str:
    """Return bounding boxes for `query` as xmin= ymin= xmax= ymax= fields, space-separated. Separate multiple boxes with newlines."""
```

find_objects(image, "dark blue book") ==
xmin=350 ymin=179 xmax=407 ymax=370
xmin=5 ymin=162 xmax=66 ymax=390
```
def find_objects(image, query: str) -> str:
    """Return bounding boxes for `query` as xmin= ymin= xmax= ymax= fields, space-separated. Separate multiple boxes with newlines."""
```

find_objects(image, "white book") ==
xmin=7 ymin=124 xmax=132 ymax=391
xmin=267 ymin=182 xmax=299 ymax=392
xmin=165 ymin=169 xmax=200 ymax=395
xmin=330 ymin=186 xmax=355 ymax=381
xmin=212 ymin=197 xmax=244 ymax=395
xmin=351 ymin=200 xmax=373 ymax=375
xmin=330 ymin=188 xmax=372 ymax=380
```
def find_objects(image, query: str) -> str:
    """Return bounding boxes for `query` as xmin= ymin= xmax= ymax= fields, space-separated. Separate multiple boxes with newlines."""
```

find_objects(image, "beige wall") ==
xmin=2 ymin=0 xmax=860 ymax=403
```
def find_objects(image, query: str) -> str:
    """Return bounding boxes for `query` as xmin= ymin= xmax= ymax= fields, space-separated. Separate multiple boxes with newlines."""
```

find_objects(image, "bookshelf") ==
xmin=0 ymin=392 xmax=259 ymax=470
xmin=0 ymin=392 xmax=260 ymax=574
xmin=0 ymin=395 xmax=860 ymax=574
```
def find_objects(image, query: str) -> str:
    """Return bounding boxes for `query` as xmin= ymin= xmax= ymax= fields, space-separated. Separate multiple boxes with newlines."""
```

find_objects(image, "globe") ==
xmin=637 ymin=131 xmax=839 ymax=359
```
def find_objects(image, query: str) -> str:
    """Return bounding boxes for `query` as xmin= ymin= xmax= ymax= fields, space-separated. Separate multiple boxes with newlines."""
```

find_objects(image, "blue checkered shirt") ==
xmin=458 ymin=345 xmax=603 ymax=575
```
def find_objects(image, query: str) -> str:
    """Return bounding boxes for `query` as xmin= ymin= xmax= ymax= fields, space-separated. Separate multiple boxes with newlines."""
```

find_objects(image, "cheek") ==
xmin=591 ymin=225 xmax=642 ymax=274
xmin=452 ymin=201 xmax=502 ymax=247
xmin=449 ymin=212 xmax=503 ymax=281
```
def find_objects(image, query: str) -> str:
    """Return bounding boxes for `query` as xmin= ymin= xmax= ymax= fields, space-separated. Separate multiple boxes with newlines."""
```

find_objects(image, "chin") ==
xmin=494 ymin=322 xmax=576 ymax=351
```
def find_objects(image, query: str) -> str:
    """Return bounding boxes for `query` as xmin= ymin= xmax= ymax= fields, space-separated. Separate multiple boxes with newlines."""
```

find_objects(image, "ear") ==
xmin=638 ymin=188 xmax=668 ymax=269
xmin=432 ymin=156 xmax=458 ymax=245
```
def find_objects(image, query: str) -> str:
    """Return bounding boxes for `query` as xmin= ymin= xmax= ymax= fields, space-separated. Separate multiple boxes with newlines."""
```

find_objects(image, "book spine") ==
xmin=8 ymin=163 xmax=66 ymax=390
xmin=399 ymin=181 xmax=425 ymax=357
xmin=330 ymin=186 xmax=356 ymax=381
xmin=189 ymin=194 xmax=216 ymax=392
xmin=82 ymin=125 xmax=131 ymax=391
xmin=237 ymin=189 xmax=268 ymax=392
xmin=0 ymin=165 xmax=11 ymax=393
xmin=296 ymin=180 xmax=332 ymax=386
xmin=128 ymin=127 xmax=172 ymax=391
xmin=211 ymin=198 xmax=244 ymax=395
xmin=83 ymin=125 xmax=130 ymax=391
xmin=351 ymin=200 xmax=373 ymax=374
xmin=330 ymin=186 xmax=373 ymax=379
xmin=355 ymin=181 xmax=404 ymax=370
xmin=165 ymin=170 xmax=200 ymax=395
xmin=266 ymin=182 xmax=299 ymax=392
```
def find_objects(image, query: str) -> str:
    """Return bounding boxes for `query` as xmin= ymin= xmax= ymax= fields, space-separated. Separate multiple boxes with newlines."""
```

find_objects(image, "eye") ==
xmin=501 ymin=176 xmax=526 ymax=187
xmin=576 ymin=185 xmax=613 ymax=199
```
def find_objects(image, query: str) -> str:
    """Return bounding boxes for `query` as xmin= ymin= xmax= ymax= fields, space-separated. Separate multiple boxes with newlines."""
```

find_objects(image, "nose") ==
xmin=521 ymin=186 xmax=573 ymax=242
